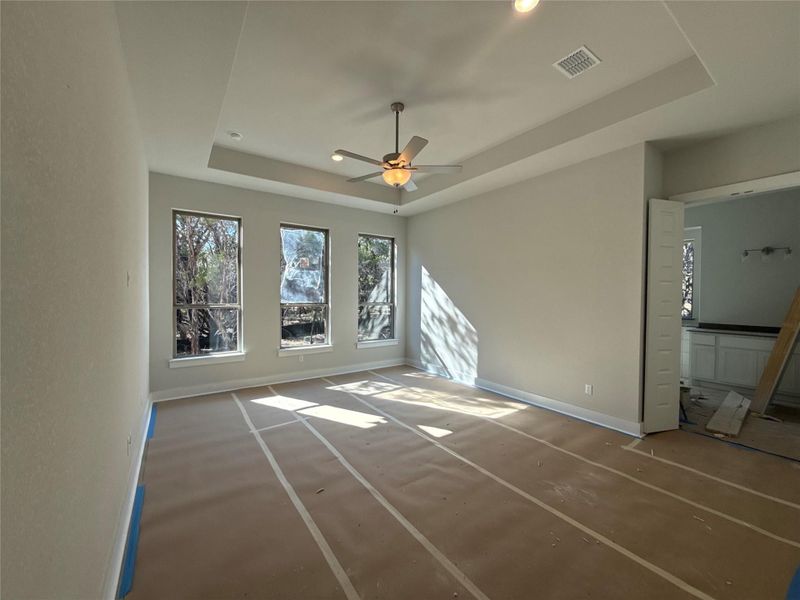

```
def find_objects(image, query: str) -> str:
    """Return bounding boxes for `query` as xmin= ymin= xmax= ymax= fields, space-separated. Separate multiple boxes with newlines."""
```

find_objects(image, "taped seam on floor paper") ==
xmin=270 ymin=388 xmax=489 ymax=600
xmin=322 ymin=378 xmax=715 ymax=600
xmin=254 ymin=417 xmax=307 ymax=433
xmin=373 ymin=372 xmax=800 ymax=548
xmin=621 ymin=445 xmax=800 ymax=510
xmin=231 ymin=392 xmax=360 ymax=600
xmin=372 ymin=370 xmax=800 ymax=515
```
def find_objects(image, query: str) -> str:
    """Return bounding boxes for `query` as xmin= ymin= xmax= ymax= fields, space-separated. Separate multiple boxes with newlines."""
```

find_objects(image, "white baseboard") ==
xmin=403 ymin=358 xmax=477 ymax=386
xmin=151 ymin=358 xmax=407 ymax=402
xmin=102 ymin=396 xmax=152 ymax=600
xmin=475 ymin=377 xmax=643 ymax=437
xmin=403 ymin=358 xmax=641 ymax=436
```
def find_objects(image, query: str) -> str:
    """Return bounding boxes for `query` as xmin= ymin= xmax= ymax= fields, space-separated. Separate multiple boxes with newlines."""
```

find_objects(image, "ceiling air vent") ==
xmin=553 ymin=46 xmax=601 ymax=79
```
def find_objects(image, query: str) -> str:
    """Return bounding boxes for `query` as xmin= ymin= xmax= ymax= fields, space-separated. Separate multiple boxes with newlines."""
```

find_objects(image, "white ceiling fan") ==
xmin=335 ymin=102 xmax=462 ymax=192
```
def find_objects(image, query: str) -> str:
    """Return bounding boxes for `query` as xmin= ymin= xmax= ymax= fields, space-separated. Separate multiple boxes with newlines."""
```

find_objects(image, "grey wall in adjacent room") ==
xmin=684 ymin=189 xmax=800 ymax=328
xmin=1 ymin=2 xmax=150 ymax=598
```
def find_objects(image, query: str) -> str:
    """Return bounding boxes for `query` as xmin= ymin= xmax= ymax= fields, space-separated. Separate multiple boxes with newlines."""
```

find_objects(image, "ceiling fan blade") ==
xmin=398 ymin=136 xmax=428 ymax=164
xmin=347 ymin=171 xmax=384 ymax=183
xmin=412 ymin=165 xmax=463 ymax=174
xmin=402 ymin=179 xmax=417 ymax=192
xmin=335 ymin=149 xmax=385 ymax=166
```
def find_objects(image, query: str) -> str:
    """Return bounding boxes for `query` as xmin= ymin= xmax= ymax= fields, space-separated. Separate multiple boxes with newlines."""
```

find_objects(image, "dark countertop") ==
xmin=684 ymin=323 xmax=780 ymax=338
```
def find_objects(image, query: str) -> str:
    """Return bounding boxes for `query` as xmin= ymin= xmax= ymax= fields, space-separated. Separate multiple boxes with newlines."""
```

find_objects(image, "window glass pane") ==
xmin=175 ymin=308 xmax=239 ymax=357
xmin=175 ymin=213 xmax=239 ymax=305
xmin=280 ymin=227 xmax=326 ymax=303
xmin=358 ymin=305 xmax=394 ymax=341
xmin=682 ymin=240 xmax=694 ymax=320
xmin=281 ymin=305 xmax=328 ymax=347
xmin=358 ymin=235 xmax=392 ymax=304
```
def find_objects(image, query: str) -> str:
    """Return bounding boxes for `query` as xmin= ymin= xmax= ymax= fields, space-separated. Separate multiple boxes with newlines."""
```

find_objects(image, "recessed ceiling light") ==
xmin=331 ymin=153 xmax=344 ymax=162
xmin=228 ymin=131 xmax=243 ymax=141
xmin=514 ymin=0 xmax=539 ymax=13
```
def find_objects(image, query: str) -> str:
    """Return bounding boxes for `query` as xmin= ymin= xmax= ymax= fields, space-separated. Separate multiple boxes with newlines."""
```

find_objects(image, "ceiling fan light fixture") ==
xmin=514 ymin=0 xmax=539 ymax=13
xmin=382 ymin=168 xmax=411 ymax=187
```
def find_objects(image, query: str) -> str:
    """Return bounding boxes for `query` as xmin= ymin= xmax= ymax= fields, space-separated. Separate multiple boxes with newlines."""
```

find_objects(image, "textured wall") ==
xmin=1 ymin=2 xmax=150 ymax=598
xmin=406 ymin=145 xmax=649 ymax=425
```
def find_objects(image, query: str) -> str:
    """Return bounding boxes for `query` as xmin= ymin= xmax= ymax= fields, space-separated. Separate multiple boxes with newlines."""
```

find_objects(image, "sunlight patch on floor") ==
xmin=418 ymin=425 xmax=453 ymax=438
xmin=251 ymin=395 xmax=317 ymax=411
xmin=326 ymin=380 xmax=400 ymax=395
xmin=249 ymin=394 xmax=387 ymax=429
xmin=299 ymin=405 xmax=387 ymax=429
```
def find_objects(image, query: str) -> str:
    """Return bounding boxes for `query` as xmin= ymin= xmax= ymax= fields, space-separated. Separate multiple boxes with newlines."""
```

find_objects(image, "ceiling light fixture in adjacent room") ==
xmin=331 ymin=153 xmax=344 ymax=162
xmin=514 ymin=0 xmax=540 ymax=13
xmin=228 ymin=131 xmax=243 ymax=141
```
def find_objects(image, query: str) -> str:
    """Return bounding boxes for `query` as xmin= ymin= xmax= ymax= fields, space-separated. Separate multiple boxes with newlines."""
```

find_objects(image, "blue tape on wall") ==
xmin=117 ymin=485 xmax=145 ymax=598
xmin=787 ymin=566 xmax=800 ymax=600
xmin=146 ymin=405 xmax=157 ymax=440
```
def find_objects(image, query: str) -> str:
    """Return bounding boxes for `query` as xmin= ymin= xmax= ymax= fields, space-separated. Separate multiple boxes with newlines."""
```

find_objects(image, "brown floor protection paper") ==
xmin=129 ymin=368 xmax=800 ymax=600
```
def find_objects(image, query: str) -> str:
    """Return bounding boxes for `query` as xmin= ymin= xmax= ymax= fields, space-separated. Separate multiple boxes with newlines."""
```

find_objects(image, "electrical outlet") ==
xmin=584 ymin=384 xmax=593 ymax=396
xmin=299 ymin=354 xmax=304 ymax=363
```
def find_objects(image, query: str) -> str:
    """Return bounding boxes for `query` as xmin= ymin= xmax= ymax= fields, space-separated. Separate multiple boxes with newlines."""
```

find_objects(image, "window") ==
xmin=174 ymin=211 xmax=241 ymax=357
xmin=682 ymin=227 xmax=701 ymax=321
xmin=682 ymin=240 xmax=694 ymax=319
xmin=280 ymin=225 xmax=329 ymax=347
xmin=358 ymin=234 xmax=395 ymax=341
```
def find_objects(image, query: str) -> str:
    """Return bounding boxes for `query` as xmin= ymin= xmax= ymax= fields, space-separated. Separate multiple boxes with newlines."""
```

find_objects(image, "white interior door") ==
xmin=643 ymin=199 xmax=684 ymax=433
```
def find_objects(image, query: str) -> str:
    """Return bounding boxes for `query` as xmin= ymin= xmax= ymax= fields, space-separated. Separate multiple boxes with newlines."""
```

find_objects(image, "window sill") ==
xmin=169 ymin=351 xmax=246 ymax=369
xmin=278 ymin=344 xmax=334 ymax=357
xmin=357 ymin=339 xmax=401 ymax=349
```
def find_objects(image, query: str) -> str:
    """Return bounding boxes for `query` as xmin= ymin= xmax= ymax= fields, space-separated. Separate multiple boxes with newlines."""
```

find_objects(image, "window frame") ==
xmin=172 ymin=209 xmax=243 ymax=359
xmin=357 ymin=233 xmax=397 ymax=344
xmin=682 ymin=226 xmax=702 ymax=324
xmin=279 ymin=223 xmax=331 ymax=350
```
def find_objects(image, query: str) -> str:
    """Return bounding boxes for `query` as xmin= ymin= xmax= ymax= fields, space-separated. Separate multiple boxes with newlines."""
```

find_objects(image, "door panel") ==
xmin=643 ymin=199 xmax=684 ymax=433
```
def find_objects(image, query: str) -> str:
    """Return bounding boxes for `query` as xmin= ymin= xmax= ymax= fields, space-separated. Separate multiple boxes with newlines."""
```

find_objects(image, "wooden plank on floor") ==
xmin=751 ymin=287 xmax=800 ymax=414
xmin=706 ymin=391 xmax=751 ymax=437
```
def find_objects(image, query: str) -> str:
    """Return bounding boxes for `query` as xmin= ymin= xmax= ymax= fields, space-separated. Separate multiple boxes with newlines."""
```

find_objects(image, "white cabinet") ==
xmin=717 ymin=347 xmax=758 ymax=386
xmin=690 ymin=333 xmax=716 ymax=381
xmin=692 ymin=345 xmax=716 ymax=381
xmin=684 ymin=329 xmax=800 ymax=397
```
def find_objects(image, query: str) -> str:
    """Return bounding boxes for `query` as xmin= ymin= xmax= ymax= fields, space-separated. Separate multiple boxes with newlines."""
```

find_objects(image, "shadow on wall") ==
xmin=420 ymin=266 xmax=478 ymax=384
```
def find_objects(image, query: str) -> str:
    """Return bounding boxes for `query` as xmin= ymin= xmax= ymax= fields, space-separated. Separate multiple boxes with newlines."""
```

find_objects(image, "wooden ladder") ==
xmin=750 ymin=286 xmax=800 ymax=414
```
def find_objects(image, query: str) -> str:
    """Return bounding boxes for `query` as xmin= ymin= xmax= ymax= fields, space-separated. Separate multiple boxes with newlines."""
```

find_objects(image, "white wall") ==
xmin=149 ymin=174 xmax=406 ymax=398
xmin=684 ymin=189 xmax=800 ymax=328
xmin=1 ymin=3 xmax=150 ymax=598
xmin=663 ymin=115 xmax=800 ymax=197
xmin=406 ymin=144 xmax=650 ymax=427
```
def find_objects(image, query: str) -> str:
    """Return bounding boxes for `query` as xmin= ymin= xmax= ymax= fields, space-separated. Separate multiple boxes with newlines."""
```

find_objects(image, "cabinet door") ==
xmin=717 ymin=347 xmax=758 ymax=387
xmin=692 ymin=344 xmax=716 ymax=381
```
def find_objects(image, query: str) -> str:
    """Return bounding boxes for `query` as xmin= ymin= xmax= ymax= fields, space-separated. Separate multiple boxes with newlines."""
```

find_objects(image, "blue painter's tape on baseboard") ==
xmin=787 ymin=566 xmax=800 ymax=600
xmin=146 ymin=405 xmax=156 ymax=440
xmin=117 ymin=485 xmax=145 ymax=598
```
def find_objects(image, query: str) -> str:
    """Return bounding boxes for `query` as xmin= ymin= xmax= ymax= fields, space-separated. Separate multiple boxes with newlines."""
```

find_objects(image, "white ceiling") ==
xmin=116 ymin=1 xmax=800 ymax=215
